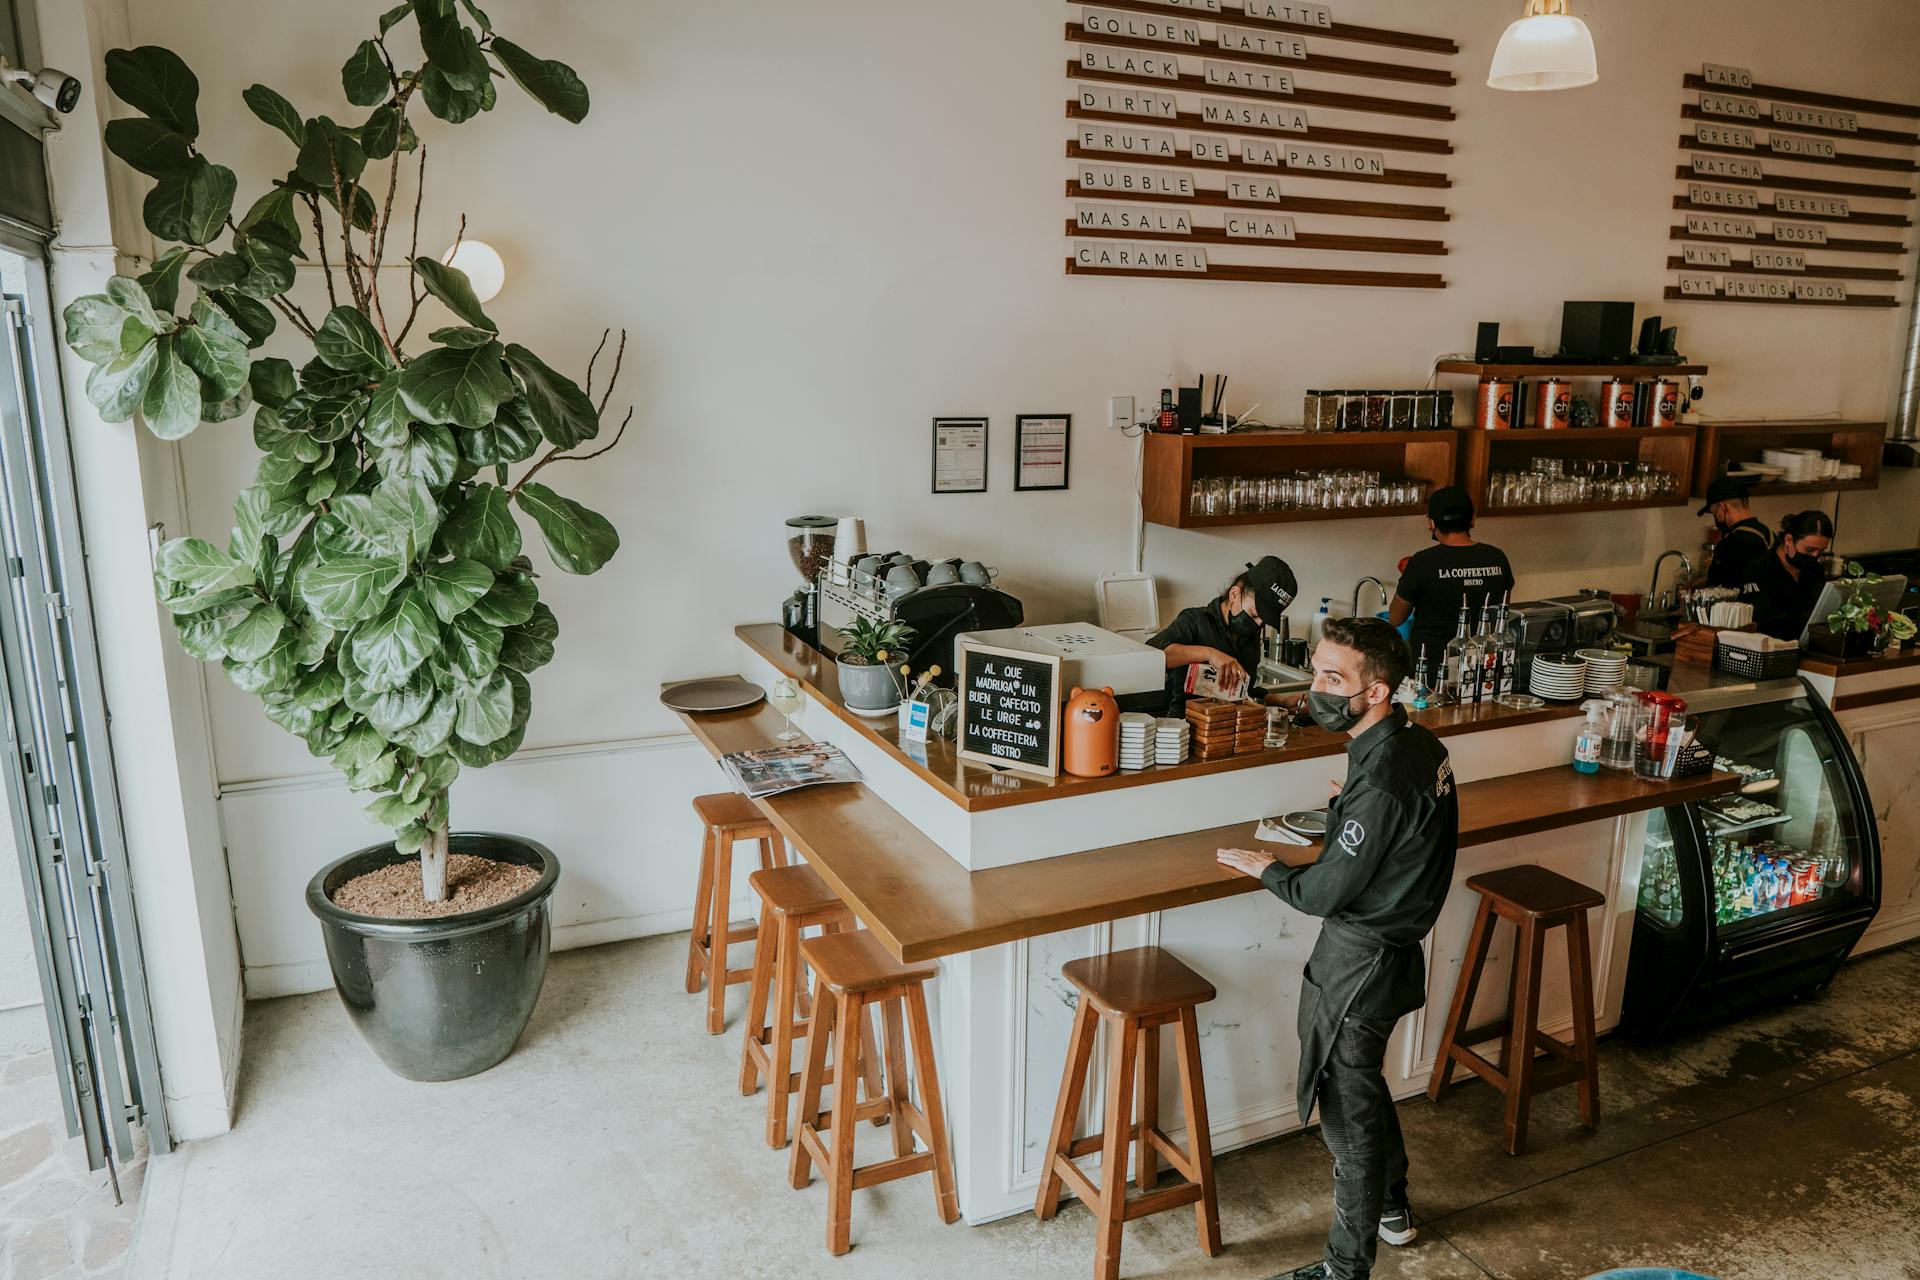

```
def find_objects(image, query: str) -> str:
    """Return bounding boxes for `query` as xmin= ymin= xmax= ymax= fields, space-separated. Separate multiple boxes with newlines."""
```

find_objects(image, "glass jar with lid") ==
xmin=1364 ymin=390 xmax=1388 ymax=432
xmin=1388 ymin=390 xmax=1415 ymax=431
xmin=1303 ymin=390 xmax=1338 ymax=432
xmin=1413 ymin=389 xmax=1440 ymax=429
xmin=1337 ymin=390 xmax=1367 ymax=432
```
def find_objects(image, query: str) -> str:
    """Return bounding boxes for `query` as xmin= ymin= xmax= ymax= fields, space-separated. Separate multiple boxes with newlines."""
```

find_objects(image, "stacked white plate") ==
xmin=1529 ymin=654 xmax=1588 ymax=702
xmin=1760 ymin=447 xmax=1830 ymax=484
xmin=1575 ymin=648 xmax=1628 ymax=693
xmin=1153 ymin=716 xmax=1191 ymax=766
xmin=1119 ymin=712 xmax=1156 ymax=770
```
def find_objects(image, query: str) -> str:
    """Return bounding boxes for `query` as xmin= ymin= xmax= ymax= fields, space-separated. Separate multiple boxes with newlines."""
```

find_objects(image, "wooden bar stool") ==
xmin=789 ymin=930 xmax=958 ymax=1255
xmin=1427 ymin=864 xmax=1605 ymax=1156
xmin=738 ymin=863 xmax=886 ymax=1149
xmin=685 ymin=792 xmax=787 ymax=1034
xmin=1034 ymin=946 xmax=1222 ymax=1280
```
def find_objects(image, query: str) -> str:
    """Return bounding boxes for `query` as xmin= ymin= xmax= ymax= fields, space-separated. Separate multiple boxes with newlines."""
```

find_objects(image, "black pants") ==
xmin=1316 ymin=1010 xmax=1409 ymax=1280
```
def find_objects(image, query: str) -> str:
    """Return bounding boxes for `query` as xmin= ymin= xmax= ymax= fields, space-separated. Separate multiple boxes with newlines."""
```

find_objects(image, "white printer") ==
xmin=955 ymin=622 xmax=1166 ymax=714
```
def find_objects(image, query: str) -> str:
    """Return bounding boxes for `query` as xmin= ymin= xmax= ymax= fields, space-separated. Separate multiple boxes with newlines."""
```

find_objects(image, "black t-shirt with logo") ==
xmin=1147 ymin=597 xmax=1262 ymax=714
xmin=1706 ymin=517 xmax=1773 ymax=590
xmin=1395 ymin=542 xmax=1515 ymax=671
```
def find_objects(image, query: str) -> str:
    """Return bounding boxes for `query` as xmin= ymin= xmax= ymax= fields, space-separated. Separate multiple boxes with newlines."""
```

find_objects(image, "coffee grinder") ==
xmin=782 ymin=515 xmax=837 ymax=644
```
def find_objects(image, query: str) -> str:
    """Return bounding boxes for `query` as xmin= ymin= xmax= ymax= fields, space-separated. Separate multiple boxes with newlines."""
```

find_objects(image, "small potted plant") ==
xmin=835 ymin=617 xmax=914 ymax=715
xmin=1888 ymin=610 xmax=1918 ymax=651
xmin=1809 ymin=562 xmax=1886 ymax=660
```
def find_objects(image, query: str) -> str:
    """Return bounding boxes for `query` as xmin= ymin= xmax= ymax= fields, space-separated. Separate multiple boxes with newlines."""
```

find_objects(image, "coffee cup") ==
xmin=925 ymin=563 xmax=960 ymax=585
xmin=885 ymin=565 xmax=922 ymax=594
xmin=959 ymin=561 xmax=997 ymax=586
xmin=854 ymin=554 xmax=883 ymax=583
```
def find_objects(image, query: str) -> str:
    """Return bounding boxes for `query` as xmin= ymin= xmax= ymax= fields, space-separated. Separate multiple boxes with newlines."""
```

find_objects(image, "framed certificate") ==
xmin=1014 ymin=415 xmax=1071 ymax=491
xmin=931 ymin=417 xmax=989 ymax=494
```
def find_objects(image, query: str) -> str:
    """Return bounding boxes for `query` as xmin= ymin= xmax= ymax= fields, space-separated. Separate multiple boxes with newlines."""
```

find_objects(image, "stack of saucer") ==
xmin=1575 ymin=648 xmax=1628 ymax=693
xmin=1153 ymin=717 xmax=1190 ymax=766
xmin=1119 ymin=712 xmax=1156 ymax=770
xmin=1528 ymin=653 xmax=1588 ymax=702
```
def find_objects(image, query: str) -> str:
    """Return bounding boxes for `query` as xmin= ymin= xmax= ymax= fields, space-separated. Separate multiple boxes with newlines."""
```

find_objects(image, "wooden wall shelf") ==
xmin=1678 ymin=74 xmax=1920 ymax=122
xmin=1667 ymin=165 xmax=1912 ymax=201
xmin=1064 ymin=220 xmax=1446 ymax=256
xmin=1064 ymin=140 xmax=1449 ymax=190
xmin=1662 ymin=256 xmax=1901 ymax=283
xmin=1067 ymin=23 xmax=1455 ymax=89
xmin=1662 ymin=286 xmax=1899 ymax=308
xmin=1667 ymin=226 xmax=1905 ymax=254
xmin=1669 ymin=196 xmax=1911 ymax=228
xmin=1677 ymin=134 xmax=1919 ymax=174
xmin=1141 ymin=429 xmax=1456 ymax=529
xmin=1072 ymin=63 xmax=1456 ymax=123
xmin=1065 ymin=179 xmax=1450 ymax=223
xmin=1435 ymin=360 xmax=1709 ymax=379
xmin=1066 ymin=102 xmax=1452 ymax=156
xmin=1690 ymin=420 xmax=1886 ymax=497
xmin=1077 ymin=0 xmax=1460 ymax=57
xmin=1454 ymin=427 xmax=1698 ymax=521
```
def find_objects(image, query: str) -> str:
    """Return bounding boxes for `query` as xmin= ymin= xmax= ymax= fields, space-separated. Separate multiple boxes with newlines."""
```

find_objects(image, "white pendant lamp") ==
xmin=440 ymin=239 xmax=507 ymax=303
xmin=1488 ymin=0 xmax=1597 ymax=92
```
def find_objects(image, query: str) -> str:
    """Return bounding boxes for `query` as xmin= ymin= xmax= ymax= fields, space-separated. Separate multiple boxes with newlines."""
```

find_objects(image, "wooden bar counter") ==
xmin=672 ymin=625 xmax=1739 ymax=1224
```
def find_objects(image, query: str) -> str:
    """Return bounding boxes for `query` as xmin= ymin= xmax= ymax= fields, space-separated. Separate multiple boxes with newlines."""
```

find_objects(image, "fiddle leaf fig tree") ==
xmin=64 ymin=6 xmax=630 ymax=903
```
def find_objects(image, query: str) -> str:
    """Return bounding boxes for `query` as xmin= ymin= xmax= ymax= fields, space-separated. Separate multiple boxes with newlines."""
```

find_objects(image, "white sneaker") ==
xmin=1378 ymin=1207 xmax=1418 ymax=1246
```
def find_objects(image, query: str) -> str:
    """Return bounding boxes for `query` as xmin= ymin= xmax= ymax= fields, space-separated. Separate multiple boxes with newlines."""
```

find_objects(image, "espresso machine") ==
xmin=816 ymin=560 xmax=1023 ymax=682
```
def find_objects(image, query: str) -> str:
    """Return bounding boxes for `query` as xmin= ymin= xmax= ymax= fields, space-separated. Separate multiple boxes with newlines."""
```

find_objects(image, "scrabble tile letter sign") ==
xmin=958 ymin=643 xmax=1062 ymax=777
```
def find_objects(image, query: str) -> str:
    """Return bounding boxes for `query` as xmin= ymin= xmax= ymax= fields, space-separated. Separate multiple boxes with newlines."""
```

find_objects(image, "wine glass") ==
xmin=770 ymin=677 xmax=804 ymax=742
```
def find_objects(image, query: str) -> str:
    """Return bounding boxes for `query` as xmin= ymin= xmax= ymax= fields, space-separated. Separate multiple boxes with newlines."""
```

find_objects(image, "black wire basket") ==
xmin=1713 ymin=640 xmax=1800 ymax=680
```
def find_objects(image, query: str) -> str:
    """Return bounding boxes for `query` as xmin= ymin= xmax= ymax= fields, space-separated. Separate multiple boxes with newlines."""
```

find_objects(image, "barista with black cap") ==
xmin=1387 ymin=487 xmax=1514 ymax=680
xmin=1216 ymin=617 xmax=1457 ymax=1280
xmin=1699 ymin=477 xmax=1773 ymax=590
xmin=1148 ymin=555 xmax=1297 ymax=714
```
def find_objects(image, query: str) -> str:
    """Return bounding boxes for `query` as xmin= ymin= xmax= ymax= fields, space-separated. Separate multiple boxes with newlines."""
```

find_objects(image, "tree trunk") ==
xmin=420 ymin=825 xmax=450 ymax=903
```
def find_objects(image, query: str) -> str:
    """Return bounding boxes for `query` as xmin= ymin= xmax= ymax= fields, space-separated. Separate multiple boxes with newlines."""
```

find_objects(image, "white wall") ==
xmin=109 ymin=0 xmax=1920 ymax=995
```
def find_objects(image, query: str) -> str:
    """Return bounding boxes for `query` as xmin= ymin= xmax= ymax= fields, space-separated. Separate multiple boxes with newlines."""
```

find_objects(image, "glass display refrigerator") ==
xmin=1622 ymin=680 xmax=1880 ymax=1039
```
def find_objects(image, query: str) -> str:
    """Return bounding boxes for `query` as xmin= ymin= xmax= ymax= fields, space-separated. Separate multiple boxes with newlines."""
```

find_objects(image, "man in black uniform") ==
xmin=1387 ymin=487 xmax=1513 ymax=679
xmin=1147 ymin=555 xmax=1297 ymax=714
xmin=1699 ymin=476 xmax=1773 ymax=591
xmin=1217 ymin=617 xmax=1458 ymax=1280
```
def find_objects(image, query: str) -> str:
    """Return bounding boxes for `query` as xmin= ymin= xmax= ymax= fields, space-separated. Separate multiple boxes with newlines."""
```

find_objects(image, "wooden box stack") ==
xmin=1185 ymin=699 xmax=1268 ymax=760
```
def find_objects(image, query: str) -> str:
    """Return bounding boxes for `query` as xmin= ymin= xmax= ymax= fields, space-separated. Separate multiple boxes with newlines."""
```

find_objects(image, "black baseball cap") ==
xmin=1427 ymin=485 xmax=1475 ymax=528
xmin=1697 ymin=476 xmax=1753 ymax=516
xmin=1244 ymin=555 xmax=1297 ymax=619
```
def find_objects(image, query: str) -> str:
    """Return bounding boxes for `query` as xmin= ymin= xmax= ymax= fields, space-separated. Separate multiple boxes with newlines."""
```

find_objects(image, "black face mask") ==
xmin=1306 ymin=688 xmax=1368 ymax=732
xmin=1790 ymin=552 xmax=1822 ymax=573
xmin=1228 ymin=608 xmax=1261 ymax=640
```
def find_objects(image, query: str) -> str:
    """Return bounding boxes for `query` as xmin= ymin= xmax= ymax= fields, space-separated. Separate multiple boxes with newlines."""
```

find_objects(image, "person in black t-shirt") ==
xmin=1387 ymin=487 xmax=1514 ymax=678
xmin=1148 ymin=555 xmax=1297 ymax=714
xmin=1751 ymin=510 xmax=1833 ymax=641
xmin=1698 ymin=476 xmax=1774 ymax=591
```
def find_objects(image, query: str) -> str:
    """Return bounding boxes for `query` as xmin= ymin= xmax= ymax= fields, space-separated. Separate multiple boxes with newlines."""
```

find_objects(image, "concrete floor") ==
xmin=0 ymin=1050 xmax=146 ymax=1280
xmin=126 ymin=935 xmax=1920 ymax=1280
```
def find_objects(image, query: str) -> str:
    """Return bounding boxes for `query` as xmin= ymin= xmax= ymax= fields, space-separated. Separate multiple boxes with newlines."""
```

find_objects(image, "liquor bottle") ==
xmin=1412 ymin=648 xmax=1432 ymax=709
xmin=1493 ymin=592 xmax=1517 ymax=699
xmin=1475 ymin=598 xmax=1499 ymax=702
xmin=1442 ymin=604 xmax=1473 ymax=702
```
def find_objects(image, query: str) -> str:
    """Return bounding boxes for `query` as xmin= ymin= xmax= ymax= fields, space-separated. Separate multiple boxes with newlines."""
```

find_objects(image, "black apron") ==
xmin=1295 ymin=921 xmax=1422 ymax=1122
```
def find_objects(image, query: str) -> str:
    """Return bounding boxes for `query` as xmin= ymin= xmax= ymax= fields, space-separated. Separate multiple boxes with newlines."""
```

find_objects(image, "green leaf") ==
xmin=419 ymin=558 xmax=492 ymax=623
xmin=174 ymin=601 xmax=249 ymax=661
xmin=449 ymin=670 xmax=528 ymax=766
xmin=350 ymin=588 xmax=440 ymax=686
xmin=359 ymin=105 xmax=402 ymax=161
xmin=225 ymin=639 xmax=296 ymax=695
xmin=398 ymin=341 xmax=512 ymax=429
xmin=104 ymin=46 xmax=200 ymax=136
xmin=289 ymin=666 xmax=346 ymax=712
xmin=428 ymin=325 xmax=495 ymax=349
xmin=410 ymin=257 xmax=496 ymax=331
xmin=470 ymin=571 xmax=536 ymax=627
xmin=316 ymin=306 xmax=390 ymax=375
xmin=446 ymin=610 xmax=502 ymax=681
xmin=236 ymin=188 xmax=304 ymax=258
xmin=242 ymin=84 xmax=305 ymax=145
xmin=342 ymin=40 xmax=390 ymax=107
xmin=460 ymin=0 xmax=493 ymax=31
xmin=438 ymin=483 xmax=520 ymax=571
xmin=139 ymin=247 xmax=191 ymax=312
xmin=418 ymin=12 xmax=484 ymax=89
xmin=454 ymin=672 xmax=514 ymax=744
xmin=157 ymin=537 xmax=251 ymax=594
xmin=249 ymin=357 xmax=297 ymax=408
xmin=370 ymin=477 xmax=440 ymax=561
xmin=176 ymin=323 xmax=249 ymax=401
xmin=419 ymin=63 xmax=485 ymax=124
xmin=502 ymin=345 xmax=597 ymax=448
xmin=299 ymin=552 xmax=406 ymax=627
xmin=229 ymin=486 xmax=270 ymax=562
xmin=324 ymin=495 xmax=399 ymax=558
xmin=225 ymin=601 xmax=289 ymax=663
xmin=490 ymin=38 xmax=590 ymax=123
xmin=366 ymin=791 xmax=430 ymax=828
xmin=106 ymin=275 xmax=168 ymax=334
xmin=202 ymin=383 xmax=253 ymax=424
xmin=104 ymin=117 xmax=197 ymax=178
xmin=295 ymin=117 xmax=367 ymax=189
xmin=379 ymin=2 xmax=415 ymax=33
xmin=332 ymin=722 xmax=388 ymax=773
xmin=189 ymin=294 xmax=248 ymax=345
xmin=347 ymin=666 xmax=431 ymax=726
xmin=307 ymin=396 xmax=364 ymax=444
xmin=390 ymin=692 xmax=456 ymax=755
xmin=139 ymin=341 xmax=203 ymax=440
xmin=233 ymin=238 xmax=295 ymax=299
xmin=63 ymin=296 xmax=136 ymax=363
xmin=188 ymin=254 xmax=247 ymax=289
xmin=207 ymin=290 xmax=276 ymax=347
xmin=515 ymin=482 xmax=619 ymax=574
xmin=460 ymin=400 xmax=540 ymax=466
xmin=499 ymin=601 xmax=558 ymax=672
xmin=322 ymin=183 xmax=378 ymax=234
xmin=298 ymin=357 xmax=362 ymax=397
xmin=363 ymin=383 xmax=409 ymax=448
xmin=378 ymin=423 xmax=459 ymax=490
xmin=145 ymin=162 xmax=237 ymax=245
xmin=85 ymin=340 xmax=160 ymax=422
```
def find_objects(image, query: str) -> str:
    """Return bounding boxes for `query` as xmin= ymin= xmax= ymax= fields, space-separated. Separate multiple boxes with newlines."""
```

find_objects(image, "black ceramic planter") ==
xmin=306 ymin=832 xmax=559 ymax=1081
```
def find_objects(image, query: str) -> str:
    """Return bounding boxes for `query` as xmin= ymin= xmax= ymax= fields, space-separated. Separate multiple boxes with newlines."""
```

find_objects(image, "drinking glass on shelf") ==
xmin=770 ymin=676 xmax=804 ymax=742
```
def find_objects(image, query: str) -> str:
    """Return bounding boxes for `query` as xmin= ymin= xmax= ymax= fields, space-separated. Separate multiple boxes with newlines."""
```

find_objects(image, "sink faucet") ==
xmin=1647 ymin=550 xmax=1694 ymax=613
xmin=1352 ymin=576 xmax=1389 ymax=619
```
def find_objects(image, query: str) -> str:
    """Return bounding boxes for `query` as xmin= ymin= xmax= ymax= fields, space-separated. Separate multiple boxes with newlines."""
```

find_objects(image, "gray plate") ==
xmin=661 ymin=678 xmax=766 ymax=713
xmin=1282 ymin=809 xmax=1329 ymax=836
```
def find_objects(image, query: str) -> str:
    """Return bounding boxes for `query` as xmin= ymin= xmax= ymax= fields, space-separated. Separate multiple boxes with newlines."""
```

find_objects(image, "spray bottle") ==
xmin=1573 ymin=699 xmax=1607 ymax=774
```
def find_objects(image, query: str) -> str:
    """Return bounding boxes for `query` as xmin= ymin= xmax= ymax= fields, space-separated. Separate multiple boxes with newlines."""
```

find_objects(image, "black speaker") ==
xmin=1559 ymin=301 xmax=1635 ymax=360
xmin=1475 ymin=321 xmax=1500 ymax=361
xmin=1176 ymin=384 xmax=1201 ymax=434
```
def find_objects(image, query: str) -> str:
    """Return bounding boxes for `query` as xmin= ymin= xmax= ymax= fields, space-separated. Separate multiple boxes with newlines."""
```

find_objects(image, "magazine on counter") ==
xmin=721 ymin=742 xmax=865 ymax=799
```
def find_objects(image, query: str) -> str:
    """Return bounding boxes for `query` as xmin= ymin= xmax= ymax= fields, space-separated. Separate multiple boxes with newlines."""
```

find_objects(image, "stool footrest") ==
xmin=851 ymin=1151 xmax=935 ymax=1190
xmin=1123 ymin=1182 xmax=1204 ymax=1222
xmin=1445 ymin=1046 xmax=1509 ymax=1093
xmin=1146 ymin=1129 xmax=1198 ymax=1184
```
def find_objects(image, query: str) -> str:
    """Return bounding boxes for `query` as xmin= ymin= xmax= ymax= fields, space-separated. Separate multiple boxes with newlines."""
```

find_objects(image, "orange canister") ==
xmin=1533 ymin=378 xmax=1573 ymax=430
xmin=1475 ymin=378 xmax=1516 ymax=430
xmin=1600 ymin=377 xmax=1637 ymax=429
xmin=1062 ymin=686 xmax=1120 ymax=778
xmin=1645 ymin=378 xmax=1680 ymax=428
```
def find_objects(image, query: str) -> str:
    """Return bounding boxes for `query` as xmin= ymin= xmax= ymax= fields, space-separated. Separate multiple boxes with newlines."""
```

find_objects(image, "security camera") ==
xmin=2 ymin=61 xmax=81 ymax=114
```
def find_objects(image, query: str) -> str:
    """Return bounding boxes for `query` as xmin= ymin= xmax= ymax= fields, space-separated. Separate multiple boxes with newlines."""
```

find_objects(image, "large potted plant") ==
xmin=61 ymin=6 xmax=625 ymax=1080
xmin=834 ymin=617 xmax=913 ymax=715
